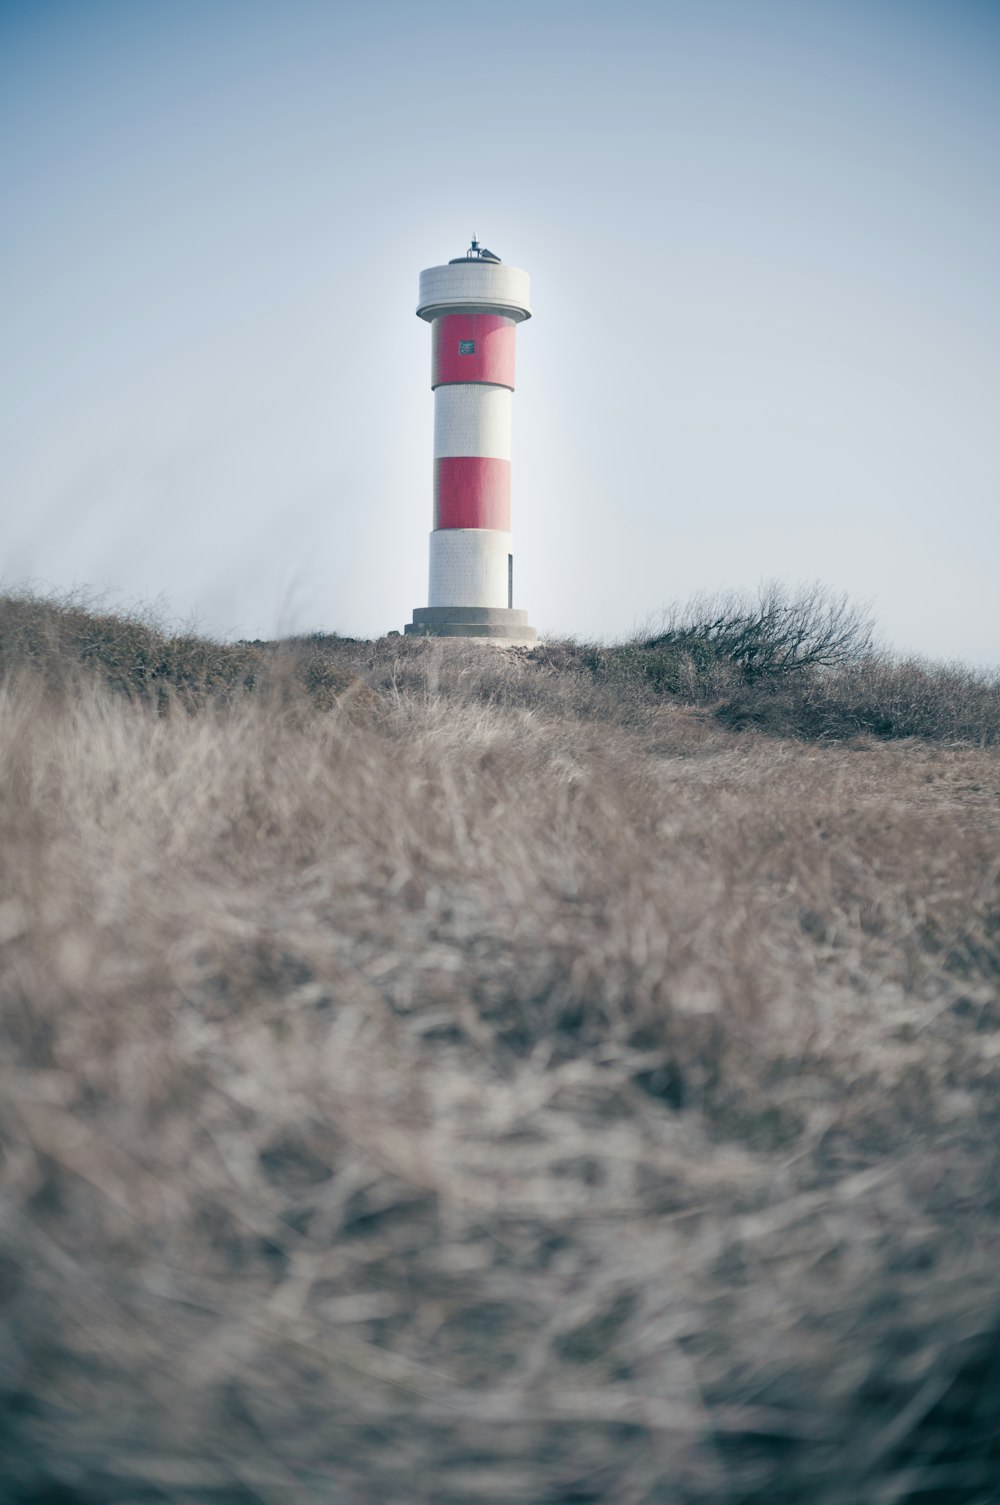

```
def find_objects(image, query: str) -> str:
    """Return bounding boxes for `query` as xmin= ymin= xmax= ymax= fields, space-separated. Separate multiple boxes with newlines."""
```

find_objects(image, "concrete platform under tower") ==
xmin=404 ymin=606 xmax=537 ymax=642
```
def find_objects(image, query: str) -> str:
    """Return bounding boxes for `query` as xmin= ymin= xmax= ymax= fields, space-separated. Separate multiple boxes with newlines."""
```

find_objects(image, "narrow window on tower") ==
xmin=459 ymin=339 xmax=475 ymax=355
xmin=508 ymin=554 xmax=513 ymax=609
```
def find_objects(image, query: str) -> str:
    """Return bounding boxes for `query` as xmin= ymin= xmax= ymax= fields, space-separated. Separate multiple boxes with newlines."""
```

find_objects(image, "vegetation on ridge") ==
xmin=1 ymin=584 xmax=998 ymax=742
xmin=0 ymin=588 xmax=998 ymax=1503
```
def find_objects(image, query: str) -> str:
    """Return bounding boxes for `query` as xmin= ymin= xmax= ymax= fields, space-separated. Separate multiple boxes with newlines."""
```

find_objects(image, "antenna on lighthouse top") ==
xmin=449 ymin=237 xmax=502 ymax=265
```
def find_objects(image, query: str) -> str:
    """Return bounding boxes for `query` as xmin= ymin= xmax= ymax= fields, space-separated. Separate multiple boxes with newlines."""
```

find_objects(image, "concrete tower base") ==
xmin=404 ymin=606 xmax=537 ymax=642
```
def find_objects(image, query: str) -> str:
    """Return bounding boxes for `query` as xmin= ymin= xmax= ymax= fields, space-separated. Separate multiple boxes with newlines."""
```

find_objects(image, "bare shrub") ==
xmin=644 ymin=581 xmax=875 ymax=681
xmin=1 ymin=600 xmax=999 ymax=1503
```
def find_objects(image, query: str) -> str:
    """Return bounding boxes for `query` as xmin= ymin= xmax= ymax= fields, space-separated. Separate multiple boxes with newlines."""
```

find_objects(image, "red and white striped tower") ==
xmin=405 ymin=240 xmax=537 ymax=642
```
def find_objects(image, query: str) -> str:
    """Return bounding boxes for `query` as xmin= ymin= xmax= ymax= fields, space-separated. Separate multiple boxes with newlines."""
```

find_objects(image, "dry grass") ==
xmin=1 ymin=599 xmax=999 ymax=1503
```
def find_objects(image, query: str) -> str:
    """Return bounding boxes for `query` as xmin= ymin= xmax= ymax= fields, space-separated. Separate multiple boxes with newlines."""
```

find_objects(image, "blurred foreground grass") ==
xmin=1 ymin=592 xmax=998 ymax=1503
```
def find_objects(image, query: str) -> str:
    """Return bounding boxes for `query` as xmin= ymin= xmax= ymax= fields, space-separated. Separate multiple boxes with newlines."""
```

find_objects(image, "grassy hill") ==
xmin=1 ymin=591 xmax=998 ymax=1503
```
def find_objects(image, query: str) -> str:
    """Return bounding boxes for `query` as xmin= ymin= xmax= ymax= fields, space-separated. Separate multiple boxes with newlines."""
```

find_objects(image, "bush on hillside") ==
xmin=644 ymin=581 xmax=875 ymax=681
xmin=0 ymin=593 xmax=362 ymax=710
xmin=716 ymin=654 xmax=1000 ymax=744
xmin=528 ymin=585 xmax=876 ymax=710
xmin=529 ymin=587 xmax=999 ymax=745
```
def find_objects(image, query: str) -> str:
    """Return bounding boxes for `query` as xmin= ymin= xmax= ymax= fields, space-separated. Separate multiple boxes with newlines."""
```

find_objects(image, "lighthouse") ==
xmin=405 ymin=240 xmax=537 ymax=642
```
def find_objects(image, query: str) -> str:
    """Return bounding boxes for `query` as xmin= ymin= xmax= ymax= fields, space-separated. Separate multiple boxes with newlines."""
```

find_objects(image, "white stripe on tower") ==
xmin=434 ymin=386 xmax=512 ymax=461
xmin=428 ymin=530 xmax=514 ymax=608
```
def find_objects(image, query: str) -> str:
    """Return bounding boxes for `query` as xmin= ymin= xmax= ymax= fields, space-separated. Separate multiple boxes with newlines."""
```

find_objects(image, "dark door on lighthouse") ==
xmin=508 ymin=554 xmax=513 ymax=609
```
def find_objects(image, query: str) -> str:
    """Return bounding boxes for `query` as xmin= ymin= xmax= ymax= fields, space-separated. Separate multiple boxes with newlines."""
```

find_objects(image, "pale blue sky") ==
xmin=2 ymin=0 xmax=998 ymax=660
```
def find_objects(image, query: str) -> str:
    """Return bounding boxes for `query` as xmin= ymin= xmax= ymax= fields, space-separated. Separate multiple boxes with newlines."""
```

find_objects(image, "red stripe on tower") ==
xmin=434 ymin=457 xmax=511 ymax=530
xmin=433 ymin=314 xmax=516 ymax=389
